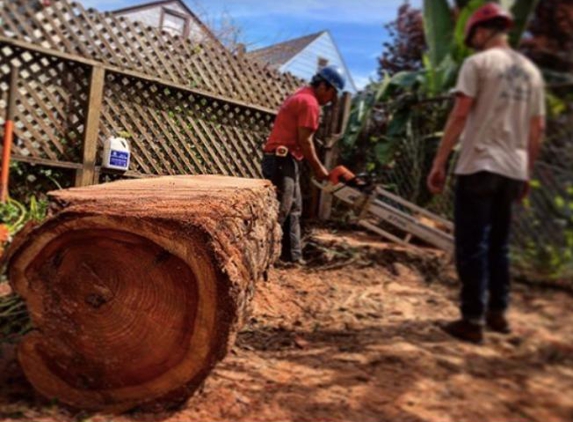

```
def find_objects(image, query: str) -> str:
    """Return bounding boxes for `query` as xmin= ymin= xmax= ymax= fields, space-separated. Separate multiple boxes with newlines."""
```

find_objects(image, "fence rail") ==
xmin=0 ymin=0 xmax=321 ymax=187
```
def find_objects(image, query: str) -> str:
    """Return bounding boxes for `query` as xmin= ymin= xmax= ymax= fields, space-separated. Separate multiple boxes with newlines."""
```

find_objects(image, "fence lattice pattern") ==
xmin=100 ymin=72 xmax=273 ymax=177
xmin=0 ymin=0 xmax=313 ymax=182
xmin=1 ymin=0 xmax=299 ymax=110
xmin=1 ymin=45 xmax=89 ymax=167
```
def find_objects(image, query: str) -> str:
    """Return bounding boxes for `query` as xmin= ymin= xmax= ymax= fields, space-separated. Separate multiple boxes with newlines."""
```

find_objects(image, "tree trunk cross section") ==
xmin=6 ymin=175 xmax=280 ymax=412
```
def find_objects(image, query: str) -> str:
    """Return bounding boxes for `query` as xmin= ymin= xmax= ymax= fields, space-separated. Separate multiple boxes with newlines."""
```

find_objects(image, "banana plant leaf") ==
xmin=342 ymin=75 xmax=392 ymax=149
xmin=507 ymin=0 xmax=541 ymax=47
xmin=422 ymin=53 xmax=459 ymax=95
xmin=423 ymin=0 xmax=455 ymax=68
xmin=374 ymin=141 xmax=395 ymax=164
xmin=452 ymin=0 xmax=486 ymax=61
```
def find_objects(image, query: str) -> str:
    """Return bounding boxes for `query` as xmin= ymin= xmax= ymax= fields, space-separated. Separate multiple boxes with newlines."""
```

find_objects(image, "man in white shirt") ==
xmin=427 ymin=3 xmax=546 ymax=343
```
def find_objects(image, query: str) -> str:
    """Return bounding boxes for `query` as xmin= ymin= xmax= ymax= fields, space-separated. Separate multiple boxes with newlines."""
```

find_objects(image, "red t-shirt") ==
xmin=264 ymin=87 xmax=320 ymax=161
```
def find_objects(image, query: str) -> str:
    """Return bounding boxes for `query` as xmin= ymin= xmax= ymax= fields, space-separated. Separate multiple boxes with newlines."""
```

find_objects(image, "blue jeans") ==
xmin=261 ymin=154 xmax=302 ymax=262
xmin=454 ymin=171 xmax=524 ymax=321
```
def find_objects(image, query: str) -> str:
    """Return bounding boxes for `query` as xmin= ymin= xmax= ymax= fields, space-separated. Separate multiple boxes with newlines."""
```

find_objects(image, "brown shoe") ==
xmin=441 ymin=319 xmax=484 ymax=344
xmin=486 ymin=312 xmax=511 ymax=334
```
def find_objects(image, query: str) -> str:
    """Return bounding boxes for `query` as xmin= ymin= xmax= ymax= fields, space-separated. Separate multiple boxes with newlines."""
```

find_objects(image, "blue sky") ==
xmin=78 ymin=0 xmax=422 ymax=89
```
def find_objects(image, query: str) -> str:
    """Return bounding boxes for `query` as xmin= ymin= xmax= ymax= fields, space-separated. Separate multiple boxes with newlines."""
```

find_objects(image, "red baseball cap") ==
xmin=464 ymin=3 xmax=514 ymax=47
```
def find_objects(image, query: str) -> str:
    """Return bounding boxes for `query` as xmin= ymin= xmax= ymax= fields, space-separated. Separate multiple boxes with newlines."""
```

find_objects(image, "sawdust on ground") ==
xmin=1 ymin=229 xmax=572 ymax=422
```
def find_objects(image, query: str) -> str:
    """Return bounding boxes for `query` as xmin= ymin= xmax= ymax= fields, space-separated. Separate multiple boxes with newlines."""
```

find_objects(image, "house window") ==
xmin=161 ymin=8 xmax=188 ymax=37
xmin=317 ymin=57 xmax=329 ymax=71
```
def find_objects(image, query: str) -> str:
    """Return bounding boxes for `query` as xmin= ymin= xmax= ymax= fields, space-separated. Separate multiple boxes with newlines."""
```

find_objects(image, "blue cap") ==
xmin=316 ymin=65 xmax=346 ymax=92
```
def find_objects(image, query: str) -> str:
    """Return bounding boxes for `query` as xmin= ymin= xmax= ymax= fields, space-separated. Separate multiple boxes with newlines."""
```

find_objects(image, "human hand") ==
xmin=427 ymin=164 xmax=447 ymax=194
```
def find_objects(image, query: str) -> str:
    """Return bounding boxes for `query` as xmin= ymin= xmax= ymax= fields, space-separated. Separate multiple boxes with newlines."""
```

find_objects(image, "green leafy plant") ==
xmin=0 ymin=196 xmax=48 ymax=345
xmin=515 ymin=179 xmax=573 ymax=281
xmin=8 ymin=161 xmax=72 ymax=204
xmin=357 ymin=0 xmax=542 ymax=148
xmin=0 ymin=196 xmax=48 ymax=235
xmin=340 ymin=0 xmax=573 ymax=282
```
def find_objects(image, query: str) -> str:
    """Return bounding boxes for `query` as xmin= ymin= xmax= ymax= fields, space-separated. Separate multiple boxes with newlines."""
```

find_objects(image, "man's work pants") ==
xmin=261 ymin=154 xmax=302 ymax=262
xmin=454 ymin=171 xmax=524 ymax=322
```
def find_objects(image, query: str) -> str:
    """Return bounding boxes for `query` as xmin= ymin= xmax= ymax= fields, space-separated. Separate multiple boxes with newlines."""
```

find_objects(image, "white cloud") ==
xmin=352 ymin=70 xmax=378 ymax=90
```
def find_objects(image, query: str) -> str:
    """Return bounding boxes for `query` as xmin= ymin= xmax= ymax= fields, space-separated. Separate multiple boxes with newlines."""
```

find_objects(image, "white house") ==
xmin=247 ymin=31 xmax=357 ymax=94
xmin=111 ymin=0 xmax=222 ymax=47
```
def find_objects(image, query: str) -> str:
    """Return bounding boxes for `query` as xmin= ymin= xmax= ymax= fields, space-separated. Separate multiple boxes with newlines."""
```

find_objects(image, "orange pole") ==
xmin=0 ymin=66 xmax=18 ymax=204
xmin=0 ymin=121 xmax=14 ymax=203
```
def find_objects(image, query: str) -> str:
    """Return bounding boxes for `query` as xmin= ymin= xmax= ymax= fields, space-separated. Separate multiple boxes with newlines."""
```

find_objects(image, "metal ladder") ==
xmin=318 ymin=182 xmax=454 ymax=253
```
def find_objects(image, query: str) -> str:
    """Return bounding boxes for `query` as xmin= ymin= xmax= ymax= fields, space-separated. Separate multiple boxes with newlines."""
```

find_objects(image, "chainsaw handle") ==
xmin=328 ymin=165 xmax=356 ymax=185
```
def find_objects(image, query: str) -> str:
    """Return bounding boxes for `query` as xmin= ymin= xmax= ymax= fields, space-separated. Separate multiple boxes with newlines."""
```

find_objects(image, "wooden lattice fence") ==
xmin=0 ymin=0 xmax=318 ymax=186
xmin=1 ymin=0 xmax=299 ymax=109
xmin=1 ymin=46 xmax=90 ymax=168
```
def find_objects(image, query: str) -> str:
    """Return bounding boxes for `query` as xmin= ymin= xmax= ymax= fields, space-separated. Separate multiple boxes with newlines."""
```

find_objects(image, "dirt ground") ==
xmin=1 ymin=229 xmax=572 ymax=422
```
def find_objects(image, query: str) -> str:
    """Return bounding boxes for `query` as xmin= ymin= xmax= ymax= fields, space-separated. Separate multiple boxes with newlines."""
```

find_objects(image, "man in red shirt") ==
xmin=262 ymin=65 xmax=346 ymax=264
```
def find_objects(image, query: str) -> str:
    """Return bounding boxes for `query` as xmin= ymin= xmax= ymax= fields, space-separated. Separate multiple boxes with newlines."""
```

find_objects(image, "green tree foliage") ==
xmin=346 ymin=0 xmax=553 ymax=180
xmin=341 ymin=0 xmax=573 ymax=280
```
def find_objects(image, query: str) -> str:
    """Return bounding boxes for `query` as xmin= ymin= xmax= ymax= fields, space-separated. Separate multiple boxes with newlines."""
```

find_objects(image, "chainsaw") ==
xmin=327 ymin=165 xmax=373 ymax=192
xmin=316 ymin=165 xmax=454 ymax=253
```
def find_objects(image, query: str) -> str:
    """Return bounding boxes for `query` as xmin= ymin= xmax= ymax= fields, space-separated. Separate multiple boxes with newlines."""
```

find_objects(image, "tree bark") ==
xmin=5 ymin=175 xmax=280 ymax=412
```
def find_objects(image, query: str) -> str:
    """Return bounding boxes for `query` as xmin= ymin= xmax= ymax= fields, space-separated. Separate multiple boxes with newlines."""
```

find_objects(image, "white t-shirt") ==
xmin=454 ymin=48 xmax=546 ymax=181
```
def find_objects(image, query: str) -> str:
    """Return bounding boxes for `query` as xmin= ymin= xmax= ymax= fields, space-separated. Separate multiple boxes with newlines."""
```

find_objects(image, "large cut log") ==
xmin=5 ymin=175 xmax=280 ymax=412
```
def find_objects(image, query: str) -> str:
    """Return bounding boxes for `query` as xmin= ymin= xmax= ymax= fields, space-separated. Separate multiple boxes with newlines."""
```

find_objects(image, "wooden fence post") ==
xmin=318 ymin=93 xmax=353 ymax=220
xmin=75 ymin=65 xmax=105 ymax=187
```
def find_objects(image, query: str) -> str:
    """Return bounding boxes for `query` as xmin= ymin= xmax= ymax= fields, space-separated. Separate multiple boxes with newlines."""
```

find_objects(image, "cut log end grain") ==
xmin=6 ymin=176 xmax=280 ymax=412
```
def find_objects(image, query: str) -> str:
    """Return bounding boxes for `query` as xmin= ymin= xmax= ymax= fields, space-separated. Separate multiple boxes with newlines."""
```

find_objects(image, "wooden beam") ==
xmin=318 ymin=93 xmax=353 ymax=220
xmin=336 ymin=92 xmax=353 ymax=137
xmin=75 ymin=66 xmax=105 ymax=187
xmin=12 ymin=155 xmax=83 ymax=170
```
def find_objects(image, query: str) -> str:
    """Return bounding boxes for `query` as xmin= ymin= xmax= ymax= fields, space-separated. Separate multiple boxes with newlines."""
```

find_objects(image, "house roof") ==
xmin=247 ymin=31 xmax=325 ymax=69
xmin=111 ymin=0 xmax=223 ymax=48
xmin=248 ymin=30 xmax=357 ymax=92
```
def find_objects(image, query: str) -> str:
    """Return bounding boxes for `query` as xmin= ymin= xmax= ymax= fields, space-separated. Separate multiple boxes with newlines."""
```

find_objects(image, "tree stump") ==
xmin=5 ymin=175 xmax=280 ymax=412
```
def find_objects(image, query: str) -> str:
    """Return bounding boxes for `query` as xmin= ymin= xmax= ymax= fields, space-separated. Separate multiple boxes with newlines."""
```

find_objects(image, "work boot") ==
xmin=486 ymin=312 xmax=511 ymax=334
xmin=291 ymin=258 xmax=307 ymax=267
xmin=276 ymin=258 xmax=306 ymax=268
xmin=441 ymin=319 xmax=484 ymax=344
